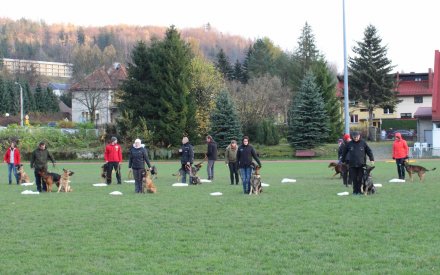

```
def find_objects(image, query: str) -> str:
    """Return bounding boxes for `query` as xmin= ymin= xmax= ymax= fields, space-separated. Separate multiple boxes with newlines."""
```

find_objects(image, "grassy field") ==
xmin=1 ymin=159 xmax=440 ymax=274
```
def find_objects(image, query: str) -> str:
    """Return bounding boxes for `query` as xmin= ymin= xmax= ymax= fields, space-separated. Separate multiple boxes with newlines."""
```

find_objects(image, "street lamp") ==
xmin=14 ymin=82 xmax=24 ymax=127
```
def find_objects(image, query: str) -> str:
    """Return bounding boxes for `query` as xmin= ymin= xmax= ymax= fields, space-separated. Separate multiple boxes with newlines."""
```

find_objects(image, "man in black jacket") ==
xmin=206 ymin=135 xmax=217 ymax=180
xmin=179 ymin=137 xmax=194 ymax=183
xmin=30 ymin=141 xmax=56 ymax=192
xmin=341 ymin=132 xmax=374 ymax=195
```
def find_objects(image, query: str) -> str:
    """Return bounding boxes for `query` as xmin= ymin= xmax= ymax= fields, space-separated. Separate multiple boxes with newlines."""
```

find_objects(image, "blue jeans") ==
xmin=207 ymin=160 xmax=215 ymax=180
xmin=8 ymin=163 xmax=19 ymax=184
xmin=239 ymin=167 xmax=252 ymax=194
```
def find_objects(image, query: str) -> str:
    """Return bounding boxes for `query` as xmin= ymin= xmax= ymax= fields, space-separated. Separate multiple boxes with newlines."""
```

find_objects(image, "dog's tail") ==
xmin=430 ymin=168 xmax=437 ymax=171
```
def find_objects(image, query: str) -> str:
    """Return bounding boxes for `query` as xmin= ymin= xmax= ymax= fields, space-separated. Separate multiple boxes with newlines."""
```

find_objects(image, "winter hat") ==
xmin=182 ymin=137 xmax=189 ymax=144
xmin=343 ymin=134 xmax=351 ymax=141
xmin=111 ymin=137 xmax=117 ymax=142
xmin=351 ymin=131 xmax=360 ymax=137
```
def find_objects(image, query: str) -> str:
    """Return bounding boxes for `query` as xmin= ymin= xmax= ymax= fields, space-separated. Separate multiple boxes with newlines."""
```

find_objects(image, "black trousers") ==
xmin=341 ymin=165 xmax=352 ymax=186
xmin=395 ymin=158 xmax=406 ymax=180
xmin=34 ymin=169 xmax=47 ymax=192
xmin=349 ymin=167 xmax=364 ymax=194
xmin=106 ymin=162 xmax=121 ymax=184
xmin=133 ymin=168 xmax=144 ymax=193
xmin=228 ymin=162 xmax=239 ymax=184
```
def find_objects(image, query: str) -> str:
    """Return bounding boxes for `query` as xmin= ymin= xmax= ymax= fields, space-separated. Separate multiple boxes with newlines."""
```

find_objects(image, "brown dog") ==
xmin=38 ymin=168 xmax=61 ymax=192
xmin=58 ymin=169 xmax=74 ymax=192
xmin=404 ymin=160 xmax=436 ymax=182
xmin=328 ymin=162 xmax=345 ymax=178
xmin=142 ymin=169 xmax=157 ymax=193
xmin=17 ymin=164 xmax=31 ymax=183
xmin=249 ymin=165 xmax=263 ymax=195
xmin=172 ymin=162 xmax=203 ymax=184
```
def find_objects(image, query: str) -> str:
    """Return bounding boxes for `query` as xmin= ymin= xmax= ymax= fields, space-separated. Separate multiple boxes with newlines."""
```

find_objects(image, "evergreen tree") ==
xmin=240 ymin=46 xmax=253 ymax=84
xmin=34 ymin=83 xmax=47 ymax=112
xmin=215 ymin=48 xmax=233 ymax=80
xmin=46 ymin=87 xmax=60 ymax=112
xmin=120 ymin=26 xmax=194 ymax=147
xmin=312 ymin=59 xmax=343 ymax=142
xmin=4 ymin=81 xmax=19 ymax=115
xmin=287 ymin=71 xmax=329 ymax=149
xmin=0 ymin=76 xmax=5 ymax=114
xmin=295 ymin=22 xmax=320 ymax=77
xmin=349 ymin=24 xmax=397 ymax=139
xmin=23 ymin=82 xmax=36 ymax=113
xmin=210 ymin=90 xmax=242 ymax=149
xmin=247 ymin=38 xmax=276 ymax=79
xmin=232 ymin=59 xmax=243 ymax=81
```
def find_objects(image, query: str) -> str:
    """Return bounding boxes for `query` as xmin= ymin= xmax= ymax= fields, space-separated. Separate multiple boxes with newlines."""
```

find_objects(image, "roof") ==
xmin=48 ymin=83 xmax=70 ymax=90
xmin=70 ymin=63 xmax=127 ymax=92
xmin=413 ymin=107 xmax=432 ymax=118
xmin=395 ymin=79 xmax=432 ymax=96
xmin=58 ymin=100 xmax=71 ymax=113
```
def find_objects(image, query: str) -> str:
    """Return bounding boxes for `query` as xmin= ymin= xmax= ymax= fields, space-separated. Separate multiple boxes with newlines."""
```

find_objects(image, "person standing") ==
xmin=225 ymin=140 xmax=239 ymax=185
xmin=236 ymin=136 xmax=261 ymax=194
xmin=30 ymin=141 xmax=56 ymax=192
xmin=104 ymin=137 xmax=122 ymax=185
xmin=179 ymin=137 xmax=194 ymax=183
xmin=128 ymin=139 xmax=152 ymax=193
xmin=392 ymin=132 xmax=409 ymax=180
xmin=3 ymin=141 xmax=21 ymax=185
xmin=338 ymin=134 xmax=352 ymax=187
xmin=206 ymin=135 xmax=217 ymax=180
xmin=341 ymin=132 xmax=374 ymax=195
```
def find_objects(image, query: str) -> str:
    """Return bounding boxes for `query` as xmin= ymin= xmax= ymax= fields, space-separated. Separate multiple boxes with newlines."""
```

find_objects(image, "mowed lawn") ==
xmin=1 ymin=159 xmax=440 ymax=274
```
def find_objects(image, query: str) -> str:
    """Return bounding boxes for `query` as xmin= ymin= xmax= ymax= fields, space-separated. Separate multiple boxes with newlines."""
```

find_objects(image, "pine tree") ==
xmin=120 ymin=26 xmax=194 ymax=147
xmin=295 ymin=22 xmax=320 ymax=77
xmin=287 ymin=71 xmax=329 ymax=149
xmin=349 ymin=24 xmax=397 ymax=139
xmin=232 ymin=59 xmax=243 ymax=81
xmin=215 ymin=48 xmax=233 ymax=80
xmin=23 ymin=82 xmax=36 ymax=113
xmin=34 ymin=83 xmax=47 ymax=112
xmin=46 ymin=87 xmax=60 ymax=112
xmin=210 ymin=90 xmax=242 ymax=149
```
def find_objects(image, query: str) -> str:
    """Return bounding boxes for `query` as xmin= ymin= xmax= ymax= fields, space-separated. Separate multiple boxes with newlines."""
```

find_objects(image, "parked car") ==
xmin=386 ymin=129 xmax=416 ymax=140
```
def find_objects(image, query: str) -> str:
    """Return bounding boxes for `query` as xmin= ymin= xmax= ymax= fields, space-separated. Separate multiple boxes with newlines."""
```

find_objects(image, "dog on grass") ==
xmin=403 ymin=160 xmax=436 ymax=182
xmin=38 ymin=168 xmax=61 ymax=192
xmin=142 ymin=169 xmax=157 ymax=193
xmin=249 ymin=164 xmax=262 ymax=195
xmin=360 ymin=165 xmax=376 ymax=196
xmin=328 ymin=162 xmax=346 ymax=178
xmin=17 ymin=164 xmax=31 ymax=183
xmin=101 ymin=163 xmax=108 ymax=180
xmin=172 ymin=162 xmax=203 ymax=184
xmin=58 ymin=169 xmax=74 ymax=192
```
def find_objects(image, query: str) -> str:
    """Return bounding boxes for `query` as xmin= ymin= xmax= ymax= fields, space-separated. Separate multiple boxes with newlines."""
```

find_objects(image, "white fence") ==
xmin=409 ymin=142 xmax=440 ymax=158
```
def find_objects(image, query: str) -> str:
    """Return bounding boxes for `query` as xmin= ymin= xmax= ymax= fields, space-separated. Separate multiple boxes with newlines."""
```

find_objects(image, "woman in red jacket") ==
xmin=3 ymin=141 xmax=21 ymax=185
xmin=392 ymin=132 xmax=409 ymax=180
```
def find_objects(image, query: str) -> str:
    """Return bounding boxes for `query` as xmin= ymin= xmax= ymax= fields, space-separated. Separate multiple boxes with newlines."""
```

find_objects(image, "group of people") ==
xmin=338 ymin=130 xmax=409 ymax=195
xmin=179 ymin=135 xmax=261 ymax=194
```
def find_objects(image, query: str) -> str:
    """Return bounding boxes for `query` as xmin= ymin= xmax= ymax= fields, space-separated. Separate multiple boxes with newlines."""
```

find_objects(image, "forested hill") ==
xmin=0 ymin=18 xmax=252 ymax=79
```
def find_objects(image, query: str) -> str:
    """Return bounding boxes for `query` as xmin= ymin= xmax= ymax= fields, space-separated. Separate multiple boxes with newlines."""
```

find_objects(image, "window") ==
xmin=414 ymin=96 xmax=423 ymax=103
xmin=360 ymin=108 xmax=368 ymax=112
xmin=400 ymin=113 xmax=412 ymax=119
xmin=350 ymin=114 xmax=359 ymax=123
xmin=383 ymin=107 xmax=394 ymax=114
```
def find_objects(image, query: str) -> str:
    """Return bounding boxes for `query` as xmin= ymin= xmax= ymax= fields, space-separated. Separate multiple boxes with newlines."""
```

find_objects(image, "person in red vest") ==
xmin=104 ymin=137 xmax=123 ymax=185
xmin=3 ymin=141 xmax=21 ymax=185
xmin=392 ymin=132 xmax=409 ymax=180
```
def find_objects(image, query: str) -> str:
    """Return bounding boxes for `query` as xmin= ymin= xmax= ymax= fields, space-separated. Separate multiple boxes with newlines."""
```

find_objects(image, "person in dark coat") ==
xmin=30 ymin=141 xmax=56 ymax=192
xmin=236 ymin=136 xmax=261 ymax=194
xmin=338 ymin=134 xmax=352 ymax=187
xmin=179 ymin=137 xmax=194 ymax=183
xmin=128 ymin=139 xmax=152 ymax=193
xmin=206 ymin=135 xmax=218 ymax=180
xmin=341 ymin=131 xmax=375 ymax=195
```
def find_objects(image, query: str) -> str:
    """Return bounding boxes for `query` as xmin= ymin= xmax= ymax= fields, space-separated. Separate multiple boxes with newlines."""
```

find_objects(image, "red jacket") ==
xmin=392 ymin=133 xmax=409 ymax=159
xmin=4 ymin=147 xmax=21 ymax=165
xmin=104 ymin=143 xmax=123 ymax=162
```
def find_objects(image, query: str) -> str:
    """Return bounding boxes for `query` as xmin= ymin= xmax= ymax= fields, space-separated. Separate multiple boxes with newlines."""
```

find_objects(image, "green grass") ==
xmin=1 ymin=160 xmax=440 ymax=274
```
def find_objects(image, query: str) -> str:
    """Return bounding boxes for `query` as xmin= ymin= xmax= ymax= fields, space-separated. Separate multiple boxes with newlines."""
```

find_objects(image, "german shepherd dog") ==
xmin=328 ymin=162 xmax=346 ymax=178
xmin=142 ymin=169 xmax=157 ymax=193
xmin=360 ymin=165 xmax=376 ymax=196
xmin=101 ymin=163 xmax=108 ymax=180
xmin=17 ymin=164 xmax=31 ymax=183
xmin=150 ymin=165 xmax=158 ymax=180
xmin=172 ymin=161 xmax=203 ymax=184
xmin=249 ymin=164 xmax=262 ymax=195
xmin=404 ymin=160 xmax=436 ymax=182
xmin=58 ymin=169 xmax=74 ymax=192
xmin=38 ymin=168 xmax=61 ymax=192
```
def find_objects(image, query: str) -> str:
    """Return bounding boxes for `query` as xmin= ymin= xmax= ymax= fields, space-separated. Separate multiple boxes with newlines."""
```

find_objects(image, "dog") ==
xmin=150 ymin=165 xmax=158 ymax=179
xmin=328 ymin=162 xmax=346 ymax=178
xmin=142 ymin=169 xmax=157 ymax=193
xmin=172 ymin=161 xmax=203 ymax=184
xmin=17 ymin=164 xmax=31 ymax=183
xmin=404 ymin=160 xmax=436 ymax=182
xmin=249 ymin=164 xmax=263 ymax=195
xmin=360 ymin=165 xmax=376 ymax=195
xmin=101 ymin=163 xmax=108 ymax=180
xmin=58 ymin=169 xmax=74 ymax=192
xmin=38 ymin=168 xmax=61 ymax=192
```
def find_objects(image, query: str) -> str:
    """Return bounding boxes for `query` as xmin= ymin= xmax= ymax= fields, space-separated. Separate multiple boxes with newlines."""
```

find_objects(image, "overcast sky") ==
xmin=1 ymin=0 xmax=439 ymax=73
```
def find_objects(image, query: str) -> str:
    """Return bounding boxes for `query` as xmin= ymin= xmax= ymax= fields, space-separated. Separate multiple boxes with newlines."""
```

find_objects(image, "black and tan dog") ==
xmin=142 ymin=169 xmax=157 ymax=193
xmin=38 ymin=168 xmax=61 ymax=192
xmin=172 ymin=162 xmax=203 ymax=184
xmin=360 ymin=165 xmax=376 ymax=195
xmin=249 ymin=163 xmax=263 ymax=195
xmin=17 ymin=164 xmax=31 ymax=183
xmin=58 ymin=169 xmax=74 ymax=193
xmin=101 ymin=163 xmax=108 ymax=180
xmin=328 ymin=162 xmax=347 ymax=178
xmin=404 ymin=160 xmax=436 ymax=182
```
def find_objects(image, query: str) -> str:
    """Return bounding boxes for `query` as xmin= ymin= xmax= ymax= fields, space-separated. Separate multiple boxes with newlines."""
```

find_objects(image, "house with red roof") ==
xmin=70 ymin=63 xmax=127 ymax=126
